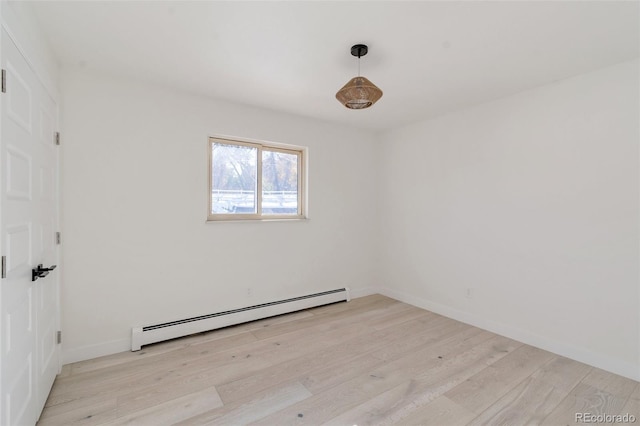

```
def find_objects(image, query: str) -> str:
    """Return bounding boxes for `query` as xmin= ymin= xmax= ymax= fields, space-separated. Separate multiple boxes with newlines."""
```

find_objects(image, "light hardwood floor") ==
xmin=38 ymin=295 xmax=639 ymax=426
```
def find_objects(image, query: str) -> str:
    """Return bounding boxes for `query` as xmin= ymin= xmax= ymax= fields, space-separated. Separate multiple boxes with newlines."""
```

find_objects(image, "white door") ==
xmin=0 ymin=28 xmax=60 ymax=426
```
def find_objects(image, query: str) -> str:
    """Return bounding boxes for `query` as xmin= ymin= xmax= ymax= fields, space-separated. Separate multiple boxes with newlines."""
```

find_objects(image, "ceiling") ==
xmin=31 ymin=1 xmax=639 ymax=131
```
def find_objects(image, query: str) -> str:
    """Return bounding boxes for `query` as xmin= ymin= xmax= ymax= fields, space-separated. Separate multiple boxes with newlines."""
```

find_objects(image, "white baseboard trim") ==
xmin=62 ymin=338 xmax=130 ymax=365
xmin=377 ymin=287 xmax=640 ymax=382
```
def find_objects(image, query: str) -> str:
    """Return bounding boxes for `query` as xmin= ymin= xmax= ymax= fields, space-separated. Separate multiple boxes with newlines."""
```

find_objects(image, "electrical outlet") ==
xmin=247 ymin=288 xmax=253 ymax=297
xmin=465 ymin=288 xmax=473 ymax=299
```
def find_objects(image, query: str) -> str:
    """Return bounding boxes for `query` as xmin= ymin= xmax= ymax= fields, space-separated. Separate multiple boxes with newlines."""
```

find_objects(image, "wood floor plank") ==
xmin=540 ymin=366 xmax=640 ymax=425
xmin=177 ymin=381 xmax=312 ymax=425
xmin=106 ymin=387 xmax=222 ymax=426
xmin=252 ymin=328 xmax=500 ymax=425
xmin=37 ymin=396 xmax=117 ymax=426
xmin=115 ymin=371 xmax=227 ymax=417
xmin=531 ymin=356 xmax=592 ymax=393
xmin=45 ymin=331 xmax=266 ymax=408
xmin=581 ymin=367 xmax=639 ymax=399
xmin=621 ymin=384 xmax=640 ymax=418
xmin=395 ymin=395 xmax=476 ymax=426
xmin=301 ymin=318 xmax=471 ymax=394
xmin=541 ymin=383 xmax=630 ymax=425
xmin=366 ymin=305 xmax=433 ymax=330
xmin=322 ymin=335 xmax=520 ymax=426
xmin=218 ymin=315 xmax=450 ymax=404
xmin=465 ymin=356 xmax=591 ymax=425
xmin=48 ymin=331 xmax=258 ymax=397
xmin=469 ymin=377 xmax=569 ymax=426
xmin=369 ymin=315 xmax=460 ymax=363
xmin=445 ymin=345 xmax=556 ymax=415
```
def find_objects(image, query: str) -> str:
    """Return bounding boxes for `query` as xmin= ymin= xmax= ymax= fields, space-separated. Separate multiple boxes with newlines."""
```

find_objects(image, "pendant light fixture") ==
xmin=336 ymin=44 xmax=383 ymax=109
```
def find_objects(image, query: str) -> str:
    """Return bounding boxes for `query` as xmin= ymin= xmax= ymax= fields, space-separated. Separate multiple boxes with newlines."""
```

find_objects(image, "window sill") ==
xmin=205 ymin=217 xmax=309 ymax=223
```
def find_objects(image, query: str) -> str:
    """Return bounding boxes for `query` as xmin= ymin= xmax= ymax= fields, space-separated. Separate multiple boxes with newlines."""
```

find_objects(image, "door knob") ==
xmin=32 ymin=264 xmax=57 ymax=282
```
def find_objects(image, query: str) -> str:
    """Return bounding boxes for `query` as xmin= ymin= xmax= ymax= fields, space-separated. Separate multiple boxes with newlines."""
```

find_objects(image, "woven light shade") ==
xmin=335 ymin=76 xmax=383 ymax=110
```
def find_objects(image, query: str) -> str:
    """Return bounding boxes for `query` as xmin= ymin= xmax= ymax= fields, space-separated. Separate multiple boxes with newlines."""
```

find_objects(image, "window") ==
xmin=209 ymin=137 xmax=305 ymax=220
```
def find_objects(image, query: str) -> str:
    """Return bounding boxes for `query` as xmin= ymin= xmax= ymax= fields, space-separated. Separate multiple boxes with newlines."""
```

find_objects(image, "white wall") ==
xmin=378 ymin=60 xmax=640 ymax=380
xmin=60 ymin=70 xmax=380 ymax=362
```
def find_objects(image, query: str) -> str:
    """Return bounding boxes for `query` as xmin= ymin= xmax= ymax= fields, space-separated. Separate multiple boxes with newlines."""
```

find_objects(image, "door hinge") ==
xmin=56 ymin=232 xmax=61 ymax=245
xmin=1 ymin=69 xmax=6 ymax=93
xmin=56 ymin=331 xmax=62 ymax=344
xmin=1 ymin=256 xmax=6 ymax=279
xmin=55 ymin=132 xmax=60 ymax=146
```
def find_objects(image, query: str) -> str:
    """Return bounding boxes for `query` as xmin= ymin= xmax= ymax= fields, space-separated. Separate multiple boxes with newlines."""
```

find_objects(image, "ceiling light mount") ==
xmin=336 ymin=44 xmax=383 ymax=110
xmin=351 ymin=44 xmax=368 ymax=58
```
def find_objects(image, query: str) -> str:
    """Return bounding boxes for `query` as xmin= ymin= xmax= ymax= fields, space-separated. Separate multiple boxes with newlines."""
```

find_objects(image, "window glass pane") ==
xmin=262 ymin=150 xmax=299 ymax=215
xmin=211 ymin=143 xmax=257 ymax=214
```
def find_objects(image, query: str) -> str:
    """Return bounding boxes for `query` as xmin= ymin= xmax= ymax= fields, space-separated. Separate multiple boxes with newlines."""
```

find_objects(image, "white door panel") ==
xmin=1 ymin=28 xmax=60 ymax=426
xmin=5 ymin=63 xmax=32 ymax=134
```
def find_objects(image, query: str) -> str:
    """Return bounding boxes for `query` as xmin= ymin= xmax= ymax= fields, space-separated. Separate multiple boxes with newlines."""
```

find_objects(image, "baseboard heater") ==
xmin=131 ymin=287 xmax=350 ymax=351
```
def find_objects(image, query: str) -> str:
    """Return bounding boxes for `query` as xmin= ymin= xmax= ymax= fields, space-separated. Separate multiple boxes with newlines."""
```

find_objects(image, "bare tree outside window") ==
xmin=262 ymin=150 xmax=298 ymax=215
xmin=211 ymin=143 xmax=258 ymax=214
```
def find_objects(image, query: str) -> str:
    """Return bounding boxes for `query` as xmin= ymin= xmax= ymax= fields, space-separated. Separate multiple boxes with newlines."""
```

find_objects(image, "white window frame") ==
xmin=208 ymin=136 xmax=306 ymax=221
